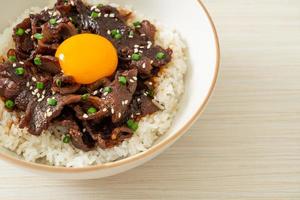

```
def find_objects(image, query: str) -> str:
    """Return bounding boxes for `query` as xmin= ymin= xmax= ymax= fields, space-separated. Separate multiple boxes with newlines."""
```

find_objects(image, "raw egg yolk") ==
xmin=55 ymin=33 xmax=118 ymax=84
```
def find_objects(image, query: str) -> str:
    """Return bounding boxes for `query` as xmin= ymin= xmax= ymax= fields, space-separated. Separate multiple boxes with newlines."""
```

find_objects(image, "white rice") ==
xmin=0 ymin=1 xmax=187 ymax=167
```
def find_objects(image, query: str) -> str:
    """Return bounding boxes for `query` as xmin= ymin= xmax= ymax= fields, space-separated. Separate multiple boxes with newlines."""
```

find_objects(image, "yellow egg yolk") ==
xmin=55 ymin=33 xmax=118 ymax=84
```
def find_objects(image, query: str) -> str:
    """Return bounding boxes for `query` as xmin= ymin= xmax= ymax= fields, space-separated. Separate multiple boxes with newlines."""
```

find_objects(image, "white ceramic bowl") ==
xmin=0 ymin=0 xmax=220 ymax=179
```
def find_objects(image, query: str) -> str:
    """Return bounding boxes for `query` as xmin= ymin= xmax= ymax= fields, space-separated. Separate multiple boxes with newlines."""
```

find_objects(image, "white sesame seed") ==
xmin=47 ymin=111 xmax=53 ymax=117
xmin=147 ymin=41 xmax=152 ymax=49
xmin=38 ymin=98 xmax=43 ymax=102
xmin=26 ymin=82 xmax=30 ymax=87
xmin=93 ymin=90 xmax=98 ymax=95
xmin=152 ymin=99 xmax=165 ymax=110
xmin=37 ymin=93 xmax=41 ymax=98
xmin=137 ymin=98 xmax=141 ymax=102
xmin=103 ymin=92 xmax=108 ymax=96
xmin=124 ymin=100 xmax=129 ymax=105
xmin=83 ymin=128 xmax=87 ymax=132
xmin=111 ymin=108 xmax=115 ymax=114
xmin=136 ymin=113 xmax=141 ymax=116
xmin=33 ymin=89 xmax=38 ymax=93
xmin=29 ymin=86 xmax=33 ymax=90
xmin=12 ymin=63 xmax=17 ymax=67
xmin=70 ymin=0 xmax=75 ymax=6
xmin=133 ymin=76 xmax=137 ymax=81
xmin=118 ymin=113 xmax=122 ymax=118
xmin=95 ymin=8 xmax=100 ymax=12
xmin=19 ymin=61 xmax=24 ymax=65
xmin=91 ymin=5 xmax=97 ymax=10
xmin=98 ymin=13 xmax=102 ymax=17
xmin=128 ymin=35 xmax=134 ymax=38
xmin=142 ymin=63 xmax=146 ymax=69
xmin=148 ymin=82 xmax=153 ymax=85
xmin=134 ymin=45 xmax=139 ymax=48
xmin=107 ymin=30 xmax=111 ymax=35
xmin=57 ymin=18 xmax=63 ymax=23
xmin=131 ymin=114 xmax=134 ymax=118
xmin=42 ymin=90 xmax=46 ymax=95
xmin=52 ymin=91 xmax=56 ymax=95
xmin=150 ymin=60 xmax=154 ymax=64
xmin=139 ymin=50 xmax=143 ymax=53
xmin=47 ymin=108 xmax=51 ymax=112
xmin=32 ymin=77 xmax=37 ymax=82
xmin=109 ymin=13 xmax=115 ymax=18
xmin=25 ymin=29 xmax=31 ymax=34
xmin=140 ymin=46 xmax=145 ymax=49
xmin=103 ymin=108 xmax=107 ymax=112
xmin=129 ymin=79 xmax=134 ymax=83
xmin=134 ymin=48 xmax=139 ymax=53
xmin=140 ymin=33 xmax=146 ymax=37
xmin=83 ymin=114 xmax=89 ymax=119
xmin=104 ymin=14 xmax=109 ymax=17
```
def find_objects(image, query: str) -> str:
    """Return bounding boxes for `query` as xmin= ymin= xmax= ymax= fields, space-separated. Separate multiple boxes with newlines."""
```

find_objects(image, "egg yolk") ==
xmin=55 ymin=33 xmax=118 ymax=84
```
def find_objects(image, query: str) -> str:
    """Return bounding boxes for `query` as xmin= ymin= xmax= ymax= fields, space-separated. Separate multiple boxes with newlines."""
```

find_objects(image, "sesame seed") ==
xmin=52 ymin=91 xmax=56 ymax=95
xmin=29 ymin=86 xmax=33 ymax=90
xmin=107 ymin=30 xmax=111 ymax=35
xmin=32 ymin=77 xmax=37 ymax=82
xmin=33 ymin=89 xmax=38 ymax=93
xmin=57 ymin=18 xmax=63 ymax=23
xmin=38 ymin=98 xmax=43 ymax=102
xmin=46 ymin=108 xmax=51 ymax=112
xmin=91 ymin=5 xmax=97 ymax=10
xmin=118 ymin=112 xmax=121 ymax=118
xmin=103 ymin=92 xmax=108 ymax=96
xmin=150 ymin=60 xmax=154 ymax=64
xmin=152 ymin=99 xmax=165 ymax=110
xmin=128 ymin=35 xmax=133 ymax=38
xmin=139 ymin=50 xmax=143 ymax=53
xmin=83 ymin=114 xmax=89 ymax=119
xmin=134 ymin=48 xmax=139 ymax=53
xmin=26 ymin=82 xmax=30 ymax=87
xmin=25 ymin=29 xmax=31 ymax=34
xmin=93 ymin=90 xmax=98 ymax=95
xmin=124 ymin=100 xmax=129 ymax=105
xmin=42 ymin=90 xmax=46 ymax=95
xmin=83 ymin=128 xmax=87 ymax=132
xmin=104 ymin=14 xmax=109 ymax=17
xmin=103 ymin=108 xmax=107 ymax=112
xmin=129 ymin=79 xmax=135 ymax=83
xmin=37 ymin=93 xmax=41 ymax=98
xmin=140 ymin=46 xmax=145 ymax=49
xmin=131 ymin=114 xmax=134 ymax=118
xmin=134 ymin=45 xmax=139 ymax=48
xmin=137 ymin=98 xmax=141 ymax=102
xmin=19 ymin=61 xmax=24 ymax=65
xmin=70 ymin=0 xmax=75 ymax=6
xmin=46 ymin=111 xmax=53 ymax=117
xmin=136 ymin=113 xmax=141 ymax=116
xmin=95 ymin=8 xmax=100 ymax=12
xmin=147 ymin=41 xmax=152 ymax=49
xmin=149 ymin=82 xmax=153 ymax=85
xmin=111 ymin=108 xmax=115 ymax=114
xmin=109 ymin=13 xmax=115 ymax=18
xmin=133 ymin=76 xmax=137 ymax=81
xmin=140 ymin=33 xmax=146 ymax=37
xmin=142 ymin=63 xmax=146 ymax=69
xmin=12 ymin=63 xmax=17 ymax=67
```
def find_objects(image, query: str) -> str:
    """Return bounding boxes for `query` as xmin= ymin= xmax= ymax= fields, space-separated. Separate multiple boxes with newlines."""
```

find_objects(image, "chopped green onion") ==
xmin=5 ymin=100 xmax=15 ymax=109
xmin=118 ymin=76 xmax=127 ymax=85
xmin=81 ymin=93 xmax=90 ymax=101
xmin=131 ymin=53 xmax=141 ymax=61
xmin=156 ymin=52 xmax=166 ymax=60
xmin=47 ymin=98 xmax=57 ymax=106
xmin=55 ymin=79 xmax=62 ymax=87
xmin=63 ymin=135 xmax=71 ymax=143
xmin=15 ymin=67 xmax=25 ymax=76
xmin=147 ymin=90 xmax=154 ymax=97
xmin=33 ymin=33 xmax=44 ymax=40
xmin=127 ymin=119 xmax=139 ymax=132
xmin=97 ymin=3 xmax=104 ymax=8
xmin=64 ymin=0 xmax=68 ymax=3
xmin=128 ymin=30 xmax=134 ymax=37
xmin=49 ymin=18 xmax=57 ymax=25
xmin=133 ymin=21 xmax=141 ymax=28
xmin=34 ymin=57 xmax=42 ymax=65
xmin=111 ymin=29 xmax=119 ymax=37
xmin=87 ymin=107 xmax=97 ymax=115
xmin=91 ymin=11 xmax=99 ymax=18
xmin=8 ymin=56 xmax=17 ymax=62
xmin=16 ymin=28 xmax=25 ymax=36
xmin=36 ymin=82 xmax=44 ymax=90
xmin=114 ymin=33 xmax=122 ymax=40
xmin=68 ymin=17 xmax=73 ymax=21
xmin=103 ymin=87 xmax=112 ymax=93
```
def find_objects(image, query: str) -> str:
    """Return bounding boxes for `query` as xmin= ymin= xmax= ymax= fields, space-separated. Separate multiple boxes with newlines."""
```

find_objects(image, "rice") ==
xmin=0 ymin=1 xmax=187 ymax=167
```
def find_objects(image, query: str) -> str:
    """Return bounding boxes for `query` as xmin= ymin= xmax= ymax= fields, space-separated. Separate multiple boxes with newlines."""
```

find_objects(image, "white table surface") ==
xmin=1 ymin=0 xmax=300 ymax=199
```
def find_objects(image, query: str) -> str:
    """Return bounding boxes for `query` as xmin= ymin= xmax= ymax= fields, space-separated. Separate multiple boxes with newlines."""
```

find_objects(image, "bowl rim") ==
xmin=0 ymin=0 xmax=220 ymax=173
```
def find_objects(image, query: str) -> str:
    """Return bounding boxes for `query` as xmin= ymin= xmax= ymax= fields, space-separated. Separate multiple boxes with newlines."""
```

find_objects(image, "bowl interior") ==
xmin=0 ymin=0 xmax=218 ymax=166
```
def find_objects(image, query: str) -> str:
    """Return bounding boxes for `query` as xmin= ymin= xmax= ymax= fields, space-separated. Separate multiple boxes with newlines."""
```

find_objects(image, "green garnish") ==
xmin=91 ymin=11 xmax=99 ymax=18
xmin=133 ymin=21 xmax=141 ymax=28
xmin=33 ymin=33 xmax=44 ymax=40
xmin=156 ymin=52 xmax=166 ymax=60
xmin=114 ymin=33 xmax=122 ymax=40
xmin=128 ymin=30 xmax=134 ymax=37
xmin=8 ymin=56 xmax=17 ymax=62
xmin=15 ymin=67 xmax=25 ymax=76
xmin=147 ymin=90 xmax=155 ymax=97
xmin=47 ymin=98 xmax=57 ymax=106
xmin=68 ymin=17 xmax=73 ymax=21
xmin=127 ymin=119 xmax=139 ymax=132
xmin=55 ymin=79 xmax=62 ymax=87
xmin=87 ymin=107 xmax=97 ymax=115
xmin=16 ymin=28 xmax=25 ymax=36
xmin=5 ymin=100 xmax=15 ymax=109
xmin=36 ymin=82 xmax=44 ymax=90
xmin=103 ymin=87 xmax=112 ymax=93
xmin=81 ymin=93 xmax=90 ymax=101
xmin=63 ymin=135 xmax=71 ymax=143
xmin=131 ymin=53 xmax=141 ymax=61
xmin=49 ymin=18 xmax=57 ymax=25
xmin=118 ymin=76 xmax=127 ymax=85
xmin=97 ymin=3 xmax=104 ymax=8
xmin=34 ymin=57 xmax=42 ymax=65
xmin=111 ymin=29 xmax=119 ymax=37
